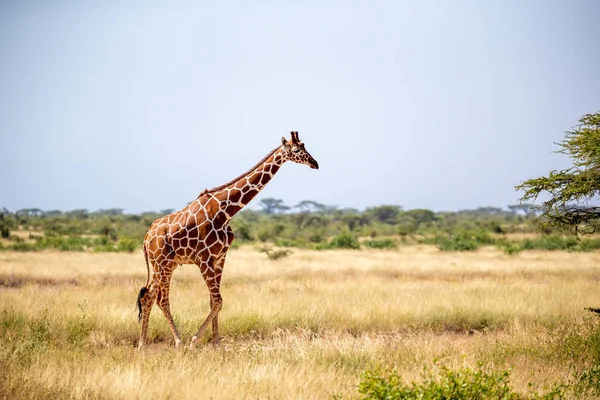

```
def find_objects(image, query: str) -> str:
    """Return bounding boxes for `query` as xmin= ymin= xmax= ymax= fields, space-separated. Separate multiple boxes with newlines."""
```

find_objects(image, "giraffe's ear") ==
xmin=281 ymin=136 xmax=289 ymax=148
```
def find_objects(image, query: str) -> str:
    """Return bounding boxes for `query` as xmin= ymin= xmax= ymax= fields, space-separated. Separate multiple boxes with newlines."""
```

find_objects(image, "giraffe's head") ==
xmin=281 ymin=131 xmax=319 ymax=170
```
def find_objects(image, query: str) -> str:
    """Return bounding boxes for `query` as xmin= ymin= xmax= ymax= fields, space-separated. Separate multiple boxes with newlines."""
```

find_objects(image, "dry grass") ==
xmin=0 ymin=246 xmax=599 ymax=399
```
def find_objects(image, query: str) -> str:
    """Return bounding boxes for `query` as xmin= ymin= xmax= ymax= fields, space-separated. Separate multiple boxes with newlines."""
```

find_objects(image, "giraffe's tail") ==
xmin=137 ymin=287 xmax=148 ymax=323
xmin=137 ymin=244 xmax=151 ymax=323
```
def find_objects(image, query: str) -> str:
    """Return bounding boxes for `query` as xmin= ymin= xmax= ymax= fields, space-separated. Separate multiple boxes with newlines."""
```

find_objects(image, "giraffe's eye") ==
xmin=293 ymin=148 xmax=300 ymax=153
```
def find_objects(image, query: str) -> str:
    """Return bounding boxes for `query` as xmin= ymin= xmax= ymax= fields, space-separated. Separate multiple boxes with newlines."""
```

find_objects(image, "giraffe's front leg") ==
xmin=210 ymin=253 xmax=229 ymax=345
xmin=190 ymin=260 xmax=222 ymax=348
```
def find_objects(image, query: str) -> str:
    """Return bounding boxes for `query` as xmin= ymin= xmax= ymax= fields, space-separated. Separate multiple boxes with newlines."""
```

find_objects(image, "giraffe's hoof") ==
xmin=174 ymin=341 xmax=182 ymax=350
xmin=212 ymin=337 xmax=221 ymax=346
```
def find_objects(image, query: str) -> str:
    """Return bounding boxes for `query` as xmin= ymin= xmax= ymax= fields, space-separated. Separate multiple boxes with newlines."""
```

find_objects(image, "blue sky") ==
xmin=1 ymin=1 xmax=599 ymax=213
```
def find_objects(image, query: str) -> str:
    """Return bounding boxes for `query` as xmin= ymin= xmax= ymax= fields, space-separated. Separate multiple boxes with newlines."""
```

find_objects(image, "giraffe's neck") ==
xmin=211 ymin=148 xmax=286 ymax=218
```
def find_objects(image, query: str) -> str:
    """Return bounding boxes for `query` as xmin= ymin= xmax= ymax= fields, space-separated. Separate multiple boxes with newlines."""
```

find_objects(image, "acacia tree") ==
xmin=259 ymin=198 xmax=289 ymax=214
xmin=516 ymin=111 xmax=600 ymax=234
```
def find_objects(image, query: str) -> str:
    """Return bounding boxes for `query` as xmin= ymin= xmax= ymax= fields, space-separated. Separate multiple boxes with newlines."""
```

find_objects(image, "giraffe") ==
xmin=136 ymin=131 xmax=319 ymax=349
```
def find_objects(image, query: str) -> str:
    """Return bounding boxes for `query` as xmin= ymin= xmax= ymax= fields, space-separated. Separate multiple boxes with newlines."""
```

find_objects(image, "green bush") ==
xmin=274 ymin=238 xmax=308 ymax=248
xmin=233 ymin=221 xmax=254 ymax=241
xmin=256 ymin=245 xmax=292 ymax=260
xmin=521 ymin=235 xmax=579 ymax=251
xmin=307 ymin=232 xmax=326 ymax=244
xmin=574 ymin=363 xmax=600 ymax=397
xmin=576 ymin=238 xmax=600 ymax=252
xmin=256 ymin=228 xmax=272 ymax=242
xmin=495 ymin=239 xmax=522 ymax=255
xmin=362 ymin=238 xmax=397 ymax=250
xmin=116 ymin=238 xmax=139 ymax=253
xmin=424 ymin=230 xmax=495 ymax=252
xmin=99 ymin=225 xmax=118 ymax=241
xmin=328 ymin=232 xmax=360 ymax=249
xmin=0 ymin=211 xmax=15 ymax=238
xmin=37 ymin=236 xmax=88 ymax=251
xmin=358 ymin=364 xmax=518 ymax=400
xmin=6 ymin=242 xmax=39 ymax=252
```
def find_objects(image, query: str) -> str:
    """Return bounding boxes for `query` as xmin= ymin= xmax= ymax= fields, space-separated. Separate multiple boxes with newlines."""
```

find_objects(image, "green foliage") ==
xmin=365 ymin=205 xmax=402 ymax=225
xmin=0 ymin=234 xmax=141 ymax=253
xmin=573 ymin=363 xmax=600 ymax=397
xmin=520 ymin=235 xmax=579 ymax=251
xmin=423 ymin=230 xmax=495 ymax=252
xmin=517 ymin=111 xmax=600 ymax=234
xmin=574 ymin=237 xmax=600 ymax=252
xmin=0 ymin=209 xmax=15 ymax=238
xmin=362 ymin=238 xmax=397 ymax=249
xmin=99 ymin=225 xmax=118 ymax=241
xmin=496 ymin=239 xmax=522 ymax=255
xmin=274 ymin=238 xmax=309 ymax=249
xmin=232 ymin=220 xmax=254 ymax=241
xmin=0 ymin=201 xmax=571 ymax=254
xmin=357 ymin=361 xmax=596 ymax=399
xmin=116 ymin=238 xmax=139 ymax=253
xmin=358 ymin=364 xmax=518 ymax=400
xmin=327 ymin=232 xmax=360 ymax=249
xmin=256 ymin=228 xmax=271 ymax=242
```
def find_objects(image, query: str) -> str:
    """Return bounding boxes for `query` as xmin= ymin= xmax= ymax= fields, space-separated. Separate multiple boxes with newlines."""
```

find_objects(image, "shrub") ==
xmin=495 ymin=239 xmax=522 ymax=255
xmin=307 ymin=232 xmax=326 ymax=243
xmin=7 ymin=242 xmax=39 ymax=252
xmin=234 ymin=221 xmax=254 ymax=241
xmin=362 ymin=238 xmax=397 ymax=250
xmin=274 ymin=238 xmax=309 ymax=249
xmin=57 ymin=237 xmax=87 ymax=251
xmin=358 ymin=363 xmax=518 ymax=400
xmin=577 ymin=238 xmax=600 ymax=252
xmin=328 ymin=232 xmax=360 ymax=250
xmin=489 ymin=222 xmax=505 ymax=234
xmin=116 ymin=238 xmax=138 ymax=253
xmin=423 ymin=230 xmax=495 ymax=252
xmin=0 ymin=211 xmax=15 ymax=238
xmin=574 ymin=363 xmax=600 ymax=397
xmin=256 ymin=245 xmax=292 ymax=260
xmin=520 ymin=235 xmax=578 ymax=251
xmin=256 ymin=228 xmax=272 ymax=242
xmin=8 ymin=235 xmax=24 ymax=243
xmin=99 ymin=225 xmax=118 ymax=241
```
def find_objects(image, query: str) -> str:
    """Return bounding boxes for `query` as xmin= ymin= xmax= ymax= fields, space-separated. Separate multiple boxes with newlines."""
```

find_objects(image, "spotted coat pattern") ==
xmin=137 ymin=131 xmax=318 ymax=349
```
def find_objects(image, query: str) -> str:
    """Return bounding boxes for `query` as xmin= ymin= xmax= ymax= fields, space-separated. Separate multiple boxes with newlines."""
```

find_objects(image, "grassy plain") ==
xmin=0 ymin=246 xmax=599 ymax=399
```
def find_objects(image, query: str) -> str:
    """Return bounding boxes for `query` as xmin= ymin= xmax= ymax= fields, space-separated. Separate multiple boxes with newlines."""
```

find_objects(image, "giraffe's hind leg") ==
xmin=138 ymin=282 xmax=158 ymax=350
xmin=156 ymin=263 xmax=182 ymax=348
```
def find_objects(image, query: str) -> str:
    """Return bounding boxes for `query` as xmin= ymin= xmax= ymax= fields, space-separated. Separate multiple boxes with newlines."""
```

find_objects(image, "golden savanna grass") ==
xmin=0 ymin=246 xmax=599 ymax=399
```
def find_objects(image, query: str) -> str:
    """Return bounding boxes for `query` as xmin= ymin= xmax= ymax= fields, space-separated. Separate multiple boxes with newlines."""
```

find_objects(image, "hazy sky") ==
xmin=1 ymin=1 xmax=599 ymax=213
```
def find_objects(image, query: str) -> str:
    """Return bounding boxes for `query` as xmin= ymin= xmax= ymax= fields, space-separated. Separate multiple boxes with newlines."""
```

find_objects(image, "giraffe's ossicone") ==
xmin=136 ymin=131 xmax=318 ymax=349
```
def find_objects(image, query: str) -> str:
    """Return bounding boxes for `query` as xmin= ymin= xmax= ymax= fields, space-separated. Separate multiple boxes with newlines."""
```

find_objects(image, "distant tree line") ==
xmin=4 ymin=200 xmax=595 ymax=254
